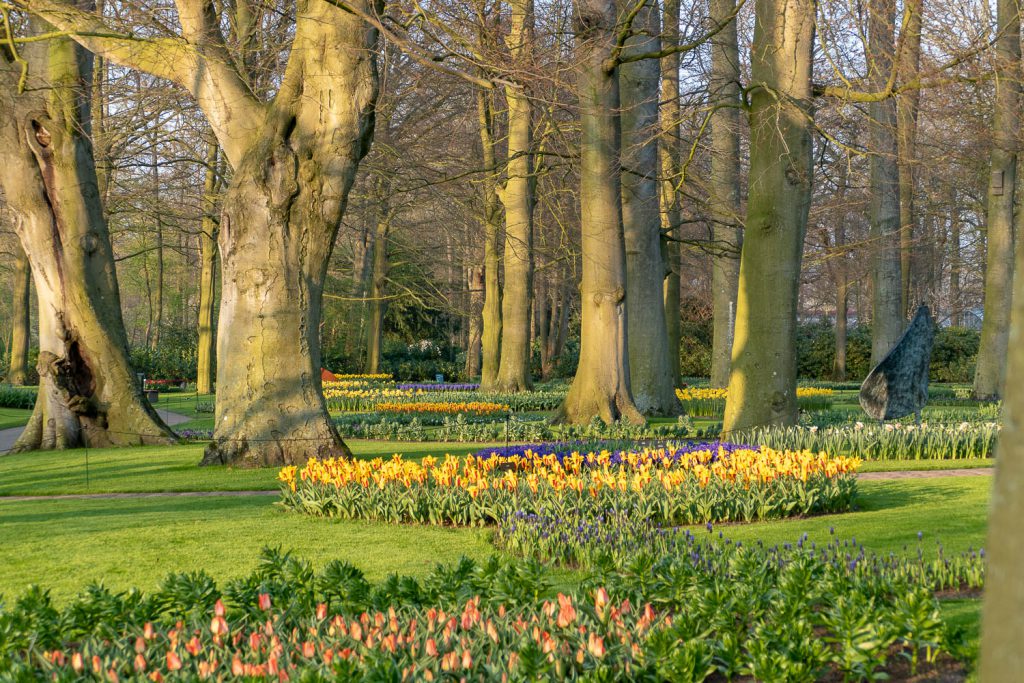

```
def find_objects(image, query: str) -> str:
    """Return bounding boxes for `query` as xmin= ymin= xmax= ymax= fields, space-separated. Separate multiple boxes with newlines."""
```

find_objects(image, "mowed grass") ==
xmin=0 ymin=441 xmax=502 ymax=496
xmin=858 ymin=457 xmax=994 ymax=472
xmin=0 ymin=408 xmax=33 ymax=431
xmin=0 ymin=495 xmax=493 ymax=601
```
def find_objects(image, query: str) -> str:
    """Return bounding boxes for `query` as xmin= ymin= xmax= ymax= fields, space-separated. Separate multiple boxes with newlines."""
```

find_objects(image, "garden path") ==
xmin=0 ymin=410 xmax=191 ymax=455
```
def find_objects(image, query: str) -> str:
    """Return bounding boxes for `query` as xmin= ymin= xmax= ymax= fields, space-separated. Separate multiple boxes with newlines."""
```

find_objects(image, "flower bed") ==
xmin=676 ymin=386 xmax=834 ymax=417
xmin=2 ymin=540 xmax=981 ymax=681
xmin=278 ymin=444 xmax=860 ymax=525
xmin=397 ymin=382 xmax=480 ymax=391
xmin=374 ymin=401 xmax=510 ymax=417
xmin=737 ymin=421 xmax=1001 ymax=460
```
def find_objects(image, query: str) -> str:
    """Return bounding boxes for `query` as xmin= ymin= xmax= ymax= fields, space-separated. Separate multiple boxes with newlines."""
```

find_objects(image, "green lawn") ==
xmin=859 ymin=457 xmax=994 ymax=472
xmin=0 ymin=408 xmax=33 ymax=431
xmin=0 ymin=441 xmax=501 ymax=496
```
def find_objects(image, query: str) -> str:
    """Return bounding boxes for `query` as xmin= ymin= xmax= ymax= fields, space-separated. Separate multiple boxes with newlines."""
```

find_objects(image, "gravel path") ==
xmin=858 ymin=468 xmax=994 ymax=480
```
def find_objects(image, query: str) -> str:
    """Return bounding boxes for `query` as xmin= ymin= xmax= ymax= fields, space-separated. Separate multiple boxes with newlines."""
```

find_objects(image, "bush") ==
xmin=0 ymin=385 xmax=36 ymax=409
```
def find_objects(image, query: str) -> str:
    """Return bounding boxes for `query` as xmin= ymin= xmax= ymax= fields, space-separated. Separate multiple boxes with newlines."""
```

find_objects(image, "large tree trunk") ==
xmin=659 ymin=0 xmax=682 ymax=386
xmin=196 ymin=136 xmax=220 ymax=395
xmin=974 ymin=0 xmax=1020 ymax=400
xmin=832 ymin=158 xmax=850 ymax=381
xmin=0 ymin=27 xmax=175 ymax=451
xmin=557 ymin=0 xmax=643 ymax=425
xmin=722 ymin=0 xmax=814 ymax=432
xmin=365 ymin=205 xmax=390 ymax=374
xmin=493 ymin=0 xmax=535 ymax=392
xmin=7 ymin=245 xmax=32 ymax=386
xmin=201 ymin=3 xmax=379 ymax=467
xmin=868 ymin=0 xmax=904 ymax=365
xmin=980 ymin=125 xmax=1024 ymax=676
xmin=477 ymin=90 xmax=503 ymax=389
xmin=621 ymin=0 xmax=678 ymax=415
xmin=897 ymin=0 xmax=923 ymax=317
xmin=709 ymin=0 xmax=743 ymax=389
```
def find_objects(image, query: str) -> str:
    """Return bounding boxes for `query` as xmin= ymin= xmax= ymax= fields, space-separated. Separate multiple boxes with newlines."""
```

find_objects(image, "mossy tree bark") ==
xmin=974 ymin=0 xmax=1019 ymax=400
xmin=708 ymin=0 xmax=742 ymax=389
xmin=7 ymin=245 xmax=32 ymax=386
xmin=0 ymin=24 xmax=175 ymax=450
xmin=721 ymin=0 xmax=814 ymax=433
xmin=21 ymin=0 xmax=381 ymax=465
xmin=980 ymin=139 xmax=1024 ymax=676
xmin=658 ymin=0 xmax=682 ymax=387
xmin=557 ymin=0 xmax=643 ymax=425
xmin=620 ymin=0 xmax=678 ymax=415
xmin=493 ymin=0 xmax=535 ymax=393
xmin=476 ymin=89 xmax=503 ymax=389
xmin=196 ymin=135 xmax=220 ymax=395
xmin=868 ymin=0 xmax=904 ymax=365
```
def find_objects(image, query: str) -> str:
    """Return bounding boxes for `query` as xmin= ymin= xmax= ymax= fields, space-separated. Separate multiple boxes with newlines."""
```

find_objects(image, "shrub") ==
xmin=0 ymin=385 xmax=36 ymax=409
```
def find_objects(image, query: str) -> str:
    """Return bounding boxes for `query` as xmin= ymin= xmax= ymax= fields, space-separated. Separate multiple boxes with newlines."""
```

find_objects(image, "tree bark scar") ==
xmin=28 ymin=119 xmax=67 ymax=291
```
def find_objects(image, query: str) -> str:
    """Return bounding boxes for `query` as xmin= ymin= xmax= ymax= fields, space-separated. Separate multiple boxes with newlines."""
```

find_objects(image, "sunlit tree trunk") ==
xmin=897 ymin=0 xmax=923 ymax=317
xmin=974 ymin=0 xmax=1020 ymax=400
xmin=659 ymin=0 xmax=682 ymax=386
xmin=494 ymin=0 xmax=535 ymax=392
xmin=0 ymin=25 xmax=175 ymax=451
xmin=465 ymin=266 xmax=484 ymax=377
xmin=722 ymin=0 xmax=814 ymax=432
xmin=868 ymin=0 xmax=904 ymax=365
xmin=709 ymin=0 xmax=742 ymax=389
xmin=621 ymin=0 xmax=678 ymax=414
xmin=148 ymin=141 xmax=164 ymax=350
xmin=7 ymin=245 xmax=32 ymax=386
xmin=196 ymin=136 xmax=220 ymax=395
xmin=477 ymin=89 xmax=503 ymax=389
xmin=558 ymin=0 xmax=643 ymax=425
xmin=980 ymin=146 xmax=1024 ymax=677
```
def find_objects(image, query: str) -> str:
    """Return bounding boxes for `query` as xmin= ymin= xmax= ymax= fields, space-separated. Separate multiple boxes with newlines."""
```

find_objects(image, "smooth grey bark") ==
xmin=897 ymin=0 xmax=923 ymax=316
xmin=476 ymin=89 xmax=503 ymax=390
xmin=722 ymin=0 xmax=815 ymax=432
xmin=974 ymin=0 xmax=1020 ymax=400
xmin=621 ymin=0 xmax=679 ymax=415
xmin=465 ymin=265 xmax=484 ymax=377
xmin=557 ymin=0 xmax=643 ymax=425
xmin=196 ymin=136 xmax=220 ymax=395
xmin=365 ymin=202 xmax=390 ymax=374
xmin=868 ymin=0 xmax=904 ymax=365
xmin=709 ymin=0 xmax=742 ymax=389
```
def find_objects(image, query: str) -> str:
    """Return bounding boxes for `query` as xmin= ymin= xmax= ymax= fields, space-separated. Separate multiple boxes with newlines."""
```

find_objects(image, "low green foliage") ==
xmin=0 ymin=385 xmax=36 ymax=410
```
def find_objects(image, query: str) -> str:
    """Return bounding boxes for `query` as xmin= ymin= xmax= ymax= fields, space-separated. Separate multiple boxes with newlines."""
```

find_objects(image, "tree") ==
xmin=621 ymin=0 xmax=678 ymax=414
xmin=196 ymin=135 xmax=220 ymax=395
xmin=868 ymin=0 xmax=904 ymax=365
xmin=21 ymin=0 xmax=383 ymax=465
xmin=896 ymin=0 xmax=923 ymax=317
xmin=722 ymin=0 xmax=815 ymax=432
xmin=0 ymin=17 xmax=175 ymax=450
xmin=658 ymin=0 xmax=681 ymax=386
xmin=7 ymin=243 xmax=30 ymax=385
xmin=708 ymin=0 xmax=742 ymax=389
xmin=974 ymin=0 xmax=1020 ymax=400
xmin=557 ymin=0 xmax=643 ymax=424
xmin=493 ymin=0 xmax=536 ymax=392
xmin=476 ymin=88 xmax=503 ymax=387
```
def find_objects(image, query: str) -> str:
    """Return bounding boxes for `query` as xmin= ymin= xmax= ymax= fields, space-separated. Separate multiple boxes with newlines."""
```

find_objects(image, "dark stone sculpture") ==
xmin=859 ymin=305 xmax=935 ymax=422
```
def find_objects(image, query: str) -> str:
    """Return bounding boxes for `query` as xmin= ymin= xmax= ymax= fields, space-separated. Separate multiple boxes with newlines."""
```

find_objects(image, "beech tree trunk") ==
xmin=0 ymin=26 xmax=175 ymax=451
xmin=465 ymin=266 xmax=484 ymax=377
xmin=365 ymin=205 xmax=390 ymax=374
xmin=621 ymin=0 xmax=678 ymax=415
xmin=477 ymin=90 xmax=503 ymax=389
xmin=659 ymin=0 xmax=682 ymax=386
xmin=980 ymin=140 xmax=1024 ymax=676
xmin=709 ymin=0 xmax=742 ymax=389
xmin=974 ymin=0 xmax=1020 ymax=400
xmin=494 ymin=0 xmax=535 ymax=392
xmin=7 ymin=246 xmax=32 ymax=386
xmin=950 ymin=198 xmax=962 ymax=326
xmin=722 ymin=0 xmax=814 ymax=433
xmin=557 ymin=0 xmax=643 ymax=425
xmin=897 ymin=0 xmax=923 ymax=317
xmin=868 ymin=0 xmax=904 ymax=365
xmin=196 ymin=136 xmax=220 ymax=395
xmin=148 ymin=142 xmax=164 ymax=350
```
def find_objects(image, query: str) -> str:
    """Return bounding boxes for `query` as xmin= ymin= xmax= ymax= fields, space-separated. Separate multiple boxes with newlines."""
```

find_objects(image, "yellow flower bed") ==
xmin=333 ymin=373 xmax=394 ymax=381
xmin=374 ymin=401 xmax=510 ymax=416
xmin=676 ymin=387 xmax=834 ymax=401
